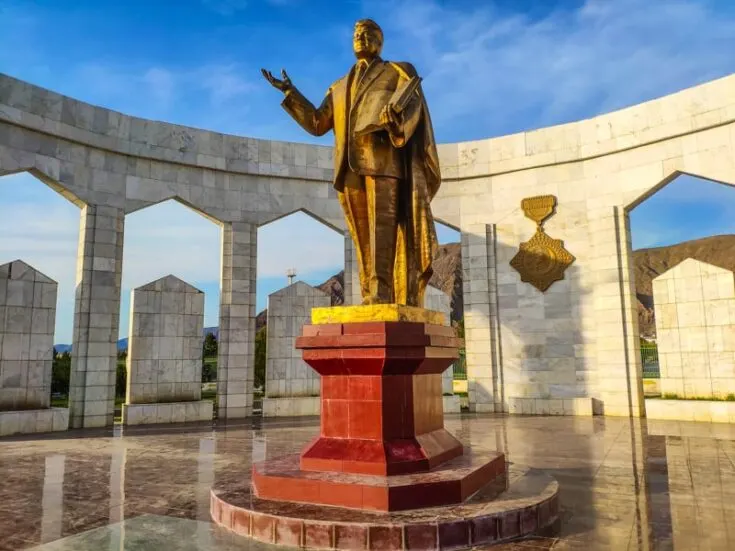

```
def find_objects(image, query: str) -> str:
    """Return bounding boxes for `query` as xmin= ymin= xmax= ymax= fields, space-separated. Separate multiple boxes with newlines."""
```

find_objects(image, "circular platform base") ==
xmin=210 ymin=465 xmax=559 ymax=550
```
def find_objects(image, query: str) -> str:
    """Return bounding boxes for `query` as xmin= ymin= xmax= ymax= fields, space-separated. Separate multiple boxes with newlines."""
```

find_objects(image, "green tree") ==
xmin=51 ymin=348 xmax=71 ymax=395
xmin=116 ymin=359 xmax=127 ymax=398
xmin=203 ymin=332 xmax=218 ymax=357
xmin=254 ymin=327 xmax=267 ymax=391
xmin=202 ymin=359 xmax=217 ymax=382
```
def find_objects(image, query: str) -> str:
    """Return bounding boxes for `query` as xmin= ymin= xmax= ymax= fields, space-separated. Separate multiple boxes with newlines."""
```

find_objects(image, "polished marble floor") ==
xmin=1 ymin=414 xmax=735 ymax=550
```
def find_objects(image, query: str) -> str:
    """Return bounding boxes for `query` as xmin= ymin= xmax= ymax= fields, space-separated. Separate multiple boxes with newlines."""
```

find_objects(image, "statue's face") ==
xmin=353 ymin=24 xmax=382 ymax=60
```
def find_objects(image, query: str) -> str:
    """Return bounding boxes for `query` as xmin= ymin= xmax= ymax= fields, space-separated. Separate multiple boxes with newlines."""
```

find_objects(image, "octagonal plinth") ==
xmin=214 ymin=464 xmax=560 ymax=550
xmin=252 ymin=450 xmax=506 ymax=512
xmin=293 ymin=320 xmax=463 ymax=476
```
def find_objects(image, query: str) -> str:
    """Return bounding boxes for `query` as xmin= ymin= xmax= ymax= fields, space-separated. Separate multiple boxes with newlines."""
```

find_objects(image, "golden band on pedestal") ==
xmin=311 ymin=304 xmax=446 ymax=325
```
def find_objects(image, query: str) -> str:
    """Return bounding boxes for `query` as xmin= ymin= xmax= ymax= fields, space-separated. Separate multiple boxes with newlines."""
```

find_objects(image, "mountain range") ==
xmin=633 ymin=234 xmax=735 ymax=337
xmin=54 ymin=326 xmax=219 ymax=353
xmin=54 ymin=234 xmax=735 ymax=351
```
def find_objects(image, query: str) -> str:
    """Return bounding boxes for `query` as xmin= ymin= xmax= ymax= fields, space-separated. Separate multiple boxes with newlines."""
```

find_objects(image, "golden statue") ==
xmin=262 ymin=18 xmax=441 ymax=307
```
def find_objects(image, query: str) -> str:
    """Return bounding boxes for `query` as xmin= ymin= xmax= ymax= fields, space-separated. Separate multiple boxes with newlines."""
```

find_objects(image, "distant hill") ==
xmin=429 ymin=243 xmax=463 ymax=322
xmin=633 ymin=234 xmax=735 ymax=337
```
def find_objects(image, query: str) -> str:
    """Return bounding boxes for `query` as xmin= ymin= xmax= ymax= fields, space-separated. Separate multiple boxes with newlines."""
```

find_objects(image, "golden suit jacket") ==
xmin=281 ymin=57 xmax=442 ymax=305
xmin=281 ymin=57 xmax=424 ymax=190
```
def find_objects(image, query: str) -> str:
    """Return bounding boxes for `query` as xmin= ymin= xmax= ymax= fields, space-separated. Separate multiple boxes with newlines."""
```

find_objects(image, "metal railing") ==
xmin=640 ymin=342 xmax=660 ymax=378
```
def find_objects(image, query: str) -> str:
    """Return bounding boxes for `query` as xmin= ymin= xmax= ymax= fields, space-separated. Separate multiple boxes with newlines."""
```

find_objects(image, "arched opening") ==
xmin=255 ymin=211 xmax=344 ymax=416
xmin=119 ymin=199 xmax=221 ymax=419
xmin=0 ymin=172 xmax=80 ymax=409
xmin=627 ymin=173 xmax=735 ymax=408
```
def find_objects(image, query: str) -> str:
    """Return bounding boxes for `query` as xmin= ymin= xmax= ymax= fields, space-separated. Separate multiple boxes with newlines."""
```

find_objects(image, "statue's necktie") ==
xmin=355 ymin=62 xmax=368 ymax=87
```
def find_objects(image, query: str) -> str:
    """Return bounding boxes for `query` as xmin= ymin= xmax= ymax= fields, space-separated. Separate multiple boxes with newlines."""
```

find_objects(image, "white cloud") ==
xmin=197 ymin=64 xmax=255 ymax=107
xmin=376 ymin=0 xmax=735 ymax=139
xmin=66 ymin=62 xmax=255 ymax=123
xmin=143 ymin=67 xmax=176 ymax=108
xmin=121 ymin=201 xmax=221 ymax=293
xmin=0 ymin=173 xmax=80 ymax=342
xmin=257 ymin=212 xmax=344 ymax=278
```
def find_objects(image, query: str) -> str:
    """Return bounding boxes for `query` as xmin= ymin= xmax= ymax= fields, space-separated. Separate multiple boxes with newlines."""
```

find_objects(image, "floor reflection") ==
xmin=28 ymin=514 xmax=268 ymax=550
xmin=0 ymin=415 xmax=734 ymax=550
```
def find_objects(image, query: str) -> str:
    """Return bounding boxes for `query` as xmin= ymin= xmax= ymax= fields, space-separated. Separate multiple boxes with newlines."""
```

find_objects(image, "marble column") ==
xmin=461 ymin=224 xmax=497 ymax=413
xmin=594 ymin=207 xmax=644 ymax=417
xmin=217 ymin=221 xmax=257 ymax=419
xmin=69 ymin=204 xmax=125 ymax=429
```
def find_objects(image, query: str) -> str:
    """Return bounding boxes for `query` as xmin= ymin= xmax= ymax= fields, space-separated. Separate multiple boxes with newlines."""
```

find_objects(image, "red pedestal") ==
xmin=297 ymin=321 xmax=464 ymax=476
xmin=251 ymin=320 xmax=508 ymax=512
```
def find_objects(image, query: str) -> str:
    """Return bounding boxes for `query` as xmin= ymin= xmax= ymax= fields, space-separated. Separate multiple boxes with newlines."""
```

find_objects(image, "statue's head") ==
xmin=353 ymin=19 xmax=383 ymax=60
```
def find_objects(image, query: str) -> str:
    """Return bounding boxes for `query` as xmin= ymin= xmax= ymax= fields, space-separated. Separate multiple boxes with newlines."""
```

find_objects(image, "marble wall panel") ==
xmin=125 ymin=275 xmax=204 ymax=405
xmin=0 ymin=260 xmax=56 ymax=411
xmin=653 ymin=259 xmax=735 ymax=398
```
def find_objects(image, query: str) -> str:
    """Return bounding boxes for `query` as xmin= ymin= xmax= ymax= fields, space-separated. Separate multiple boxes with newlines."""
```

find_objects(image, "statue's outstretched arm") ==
xmin=282 ymin=88 xmax=334 ymax=137
xmin=262 ymin=68 xmax=334 ymax=137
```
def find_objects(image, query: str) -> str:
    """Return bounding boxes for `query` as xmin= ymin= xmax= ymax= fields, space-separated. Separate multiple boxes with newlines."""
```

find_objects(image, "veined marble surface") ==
xmin=28 ymin=514 xmax=268 ymax=550
xmin=1 ymin=414 xmax=735 ymax=550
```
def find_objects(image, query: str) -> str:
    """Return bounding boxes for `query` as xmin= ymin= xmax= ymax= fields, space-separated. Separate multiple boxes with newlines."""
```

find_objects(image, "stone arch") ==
xmin=0 ymin=167 xmax=85 ymax=208
xmin=120 ymin=196 xmax=223 ymax=419
xmin=253 ymin=209 xmax=345 ymax=416
xmin=125 ymin=194 xmax=225 ymax=225
xmin=618 ymin=169 xmax=735 ymax=418
xmin=625 ymin=170 xmax=735 ymax=213
xmin=256 ymin=207 xmax=345 ymax=234
xmin=0 ymin=169 xmax=85 ymax=427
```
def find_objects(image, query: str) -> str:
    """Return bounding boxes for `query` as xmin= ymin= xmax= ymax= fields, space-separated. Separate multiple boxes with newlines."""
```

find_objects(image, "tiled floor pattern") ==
xmin=1 ymin=414 xmax=734 ymax=550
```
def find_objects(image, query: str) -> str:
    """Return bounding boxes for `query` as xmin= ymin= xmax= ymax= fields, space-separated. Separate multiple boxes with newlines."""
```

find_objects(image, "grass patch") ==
xmin=659 ymin=392 xmax=735 ymax=401
xmin=202 ymin=389 xmax=217 ymax=401
xmin=51 ymin=396 xmax=68 ymax=408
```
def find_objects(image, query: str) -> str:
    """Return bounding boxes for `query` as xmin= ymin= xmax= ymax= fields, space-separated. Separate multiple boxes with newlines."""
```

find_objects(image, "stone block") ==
xmin=442 ymin=394 xmax=462 ymax=413
xmin=123 ymin=400 xmax=212 ymax=425
xmin=125 ymin=275 xmax=204 ymax=411
xmin=0 ymin=261 xmax=57 ymax=414
xmin=262 ymin=396 xmax=320 ymax=417
xmin=654 ymin=259 xmax=735 ymax=401
xmin=264 ymin=282 xmax=330 ymax=411
xmin=0 ymin=408 xmax=67 ymax=436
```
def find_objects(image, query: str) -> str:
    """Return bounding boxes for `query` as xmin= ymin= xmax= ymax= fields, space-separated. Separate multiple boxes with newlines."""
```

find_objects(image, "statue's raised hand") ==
xmin=261 ymin=68 xmax=292 ymax=93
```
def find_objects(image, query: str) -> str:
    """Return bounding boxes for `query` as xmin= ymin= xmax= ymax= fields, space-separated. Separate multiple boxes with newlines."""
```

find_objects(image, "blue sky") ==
xmin=2 ymin=0 xmax=735 ymax=343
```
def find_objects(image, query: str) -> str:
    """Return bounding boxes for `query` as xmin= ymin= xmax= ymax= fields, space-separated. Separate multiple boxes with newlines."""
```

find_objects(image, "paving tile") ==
xmin=0 ymin=415 xmax=733 ymax=549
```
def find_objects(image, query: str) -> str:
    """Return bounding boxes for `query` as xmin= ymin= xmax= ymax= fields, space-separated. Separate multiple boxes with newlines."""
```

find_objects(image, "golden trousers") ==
xmin=340 ymin=176 xmax=400 ymax=303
